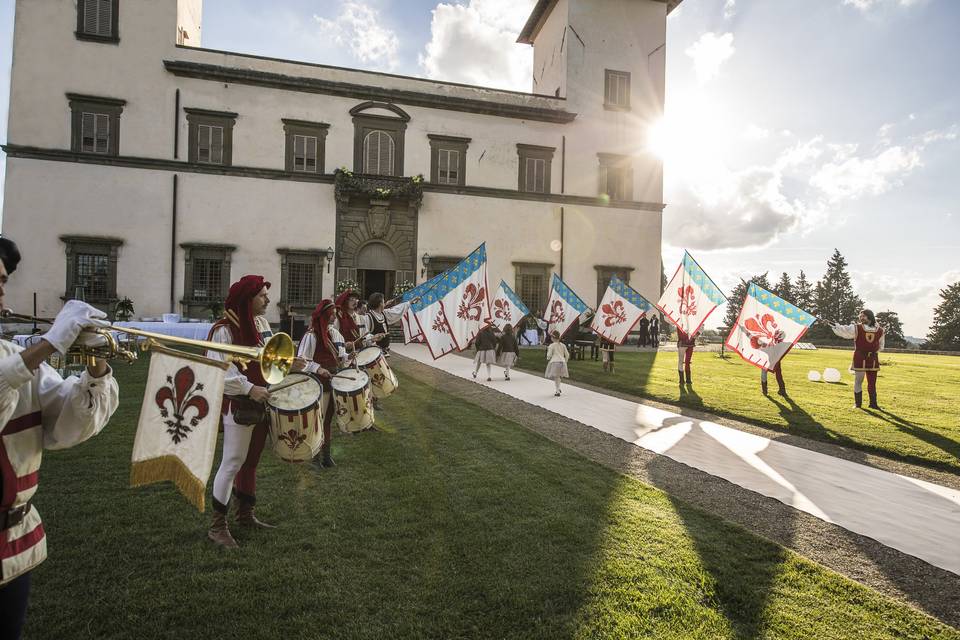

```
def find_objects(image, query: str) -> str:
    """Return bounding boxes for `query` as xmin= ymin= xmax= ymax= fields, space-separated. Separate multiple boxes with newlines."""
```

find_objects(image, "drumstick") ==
xmin=268 ymin=377 xmax=310 ymax=394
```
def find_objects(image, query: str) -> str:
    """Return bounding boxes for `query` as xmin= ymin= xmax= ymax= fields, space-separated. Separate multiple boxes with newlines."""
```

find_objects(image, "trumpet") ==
xmin=1 ymin=311 xmax=295 ymax=384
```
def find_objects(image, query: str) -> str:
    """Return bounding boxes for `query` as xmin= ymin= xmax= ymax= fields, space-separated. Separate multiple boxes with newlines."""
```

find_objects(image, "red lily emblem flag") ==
xmin=543 ymin=273 xmax=590 ymax=338
xmin=130 ymin=349 xmax=228 ymax=511
xmin=725 ymin=282 xmax=816 ymax=370
xmin=490 ymin=280 xmax=531 ymax=330
xmin=439 ymin=244 xmax=492 ymax=350
xmin=656 ymin=251 xmax=727 ymax=337
xmin=590 ymin=275 xmax=653 ymax=345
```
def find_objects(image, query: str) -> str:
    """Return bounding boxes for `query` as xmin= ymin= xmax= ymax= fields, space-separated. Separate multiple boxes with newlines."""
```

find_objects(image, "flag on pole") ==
xmin=590 ymin=275 xmax=653 ymax=345
xmin=438 ymin=244 xmax=492 ymax=350
xmin=543 ymin=273 xmax=590 ymax=338
xmin=725 ymin=282 xmax=816 ymax=370
xmin=400 ymin=271 xmax=448 ymax=344
xmin=410 ymin=281 xmax=458 ymax=360
xmin=656 ymin=251 xmax=727 ymax=337
xmin=490 ymin=280 xmax=531 ymax=330
xmin=129 ymin=347 xmax=228 ymax=512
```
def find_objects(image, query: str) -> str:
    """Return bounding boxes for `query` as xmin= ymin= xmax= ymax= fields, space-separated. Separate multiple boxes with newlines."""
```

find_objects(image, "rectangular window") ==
xmin=75 ymin=253 xmax=109 ymax=300
xmin=278 ymin=249 xmax=325 ymax=312
xmin=287 ymin=262 xmax=314 ymax=306
xmin=517 ymin=144 xmax=555 ymax=194
xmin=69 ymin=94 xmax=124 ymax=156
xmin=604 ymin=70 xmax=631 ymax=110
xmin=77 ymin=0 xmax=118 ymax=41
xmin=283 ymin=120 xmax=329 ymax=173
xmin=514 ymin=263 xmax=551 ymax=316
xmin=191 ymin=258 xmax=223 ymax=301
xmin=186 ymin=109 xmax=236 ymax=166
xmin=595 ymin=266 xmax=633 ymax=306
xmin=181 ymin=243 xmax=234 ymax=318
xmin=61 ymin=235 xmax=122 ymax=311
xmin=429 ymin=135 xmax=470 ymax=186
xmin=598 ymin=154 xmax=633 ymax=201
xmin=438 ymin=149 xmax=459 ymax=184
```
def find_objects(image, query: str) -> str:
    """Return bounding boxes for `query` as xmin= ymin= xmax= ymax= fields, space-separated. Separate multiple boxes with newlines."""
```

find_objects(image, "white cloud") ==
xmin=685 ymin=32 xmax=735 ymax=84
xmin=314 ymin=2 xmax=400 ymax=70
xmin=810 ymin=145 xmax=922 ymax=202
xmin=744 ymin=124 xmax=770 ymax=140
xmin=419 ymin=0 xmax=535 ymax=91
xmin=843 ymin=0 xmax=924 ymax=11
xmin=723 ymin=0 xmax=737 ymax=19
xmin=853 ymin=269 xmax=960 ymax=335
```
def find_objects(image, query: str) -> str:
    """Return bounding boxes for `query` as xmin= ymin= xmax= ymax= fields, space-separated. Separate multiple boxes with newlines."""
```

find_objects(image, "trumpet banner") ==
xmin=438 ymin=244 xmax=492 ymax=350
xmin=129 ymin=348 xmax=228 ymax=512
xmin=490 ymin=280 xmax=531 ymax=330
xmin=543 ymin=273 xmax=590 ymax=338
xmin=725 ymin=282 xmax=816 ymax=370
xmin=590 ymin=275 xmax=653 ymax=345
xmin=656 ymin=251 xmax=727 ymax=337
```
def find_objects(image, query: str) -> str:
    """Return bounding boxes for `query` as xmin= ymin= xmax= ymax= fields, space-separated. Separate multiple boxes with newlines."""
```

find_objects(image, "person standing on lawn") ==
xmin=637 ymin=315 xmax=650 ymax=347
xmin=472 ymin=324 xmax=498 ymax=381
xmin=677 ymin=327 xmax=698 ymax=387
xmin=760 ymin=361 xmax=787 ymax=397
xmin=830 ymin=309 xmax=885 ymax=409
xmin=600 ymin=337 xmax=616 ymax=373
xmin=497 ymin=323 xmax=519 ymax=380
xmin=545 ymin=330 xmax=570 ymax=396
xmin=0 ymin=237 xmax=119 ymax=640
xmin=649 ymin=316 xmax=660 ymax=348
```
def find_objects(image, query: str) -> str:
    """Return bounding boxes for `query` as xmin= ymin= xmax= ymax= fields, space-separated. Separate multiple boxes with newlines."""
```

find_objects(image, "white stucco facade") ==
xmin=2 ymin=0 xmax=671 ymax=325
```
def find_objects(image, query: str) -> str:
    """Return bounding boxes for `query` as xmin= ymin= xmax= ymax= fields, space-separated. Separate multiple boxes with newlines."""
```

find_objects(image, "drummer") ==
xmin=298 ymin=299 xmax=350 ymax=469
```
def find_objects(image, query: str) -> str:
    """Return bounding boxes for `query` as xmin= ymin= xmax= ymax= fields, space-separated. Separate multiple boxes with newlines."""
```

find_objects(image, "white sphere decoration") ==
xmin=823 ymin=368 xmax=842 ymax=383
xmin=807 ymin=370 xmax=822 ymax=382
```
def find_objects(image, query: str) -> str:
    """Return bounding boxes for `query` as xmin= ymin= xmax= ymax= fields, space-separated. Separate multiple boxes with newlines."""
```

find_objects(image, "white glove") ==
xmin=43 ymin=300 xmax=110 ymax=354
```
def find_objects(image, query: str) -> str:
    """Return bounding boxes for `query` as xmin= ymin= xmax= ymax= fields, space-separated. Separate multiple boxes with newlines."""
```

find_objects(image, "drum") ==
xmin=331 ymin=370 xmax=374 ymax=433
xmin=266 ymin=372 xmax=324 ymax=463
xmin=354 ymin=346 xmax=399 ymax=399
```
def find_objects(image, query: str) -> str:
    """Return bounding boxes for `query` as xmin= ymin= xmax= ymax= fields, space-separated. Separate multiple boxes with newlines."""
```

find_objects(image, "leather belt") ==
xmin=1 ymin=501 xmax=33 ymax=530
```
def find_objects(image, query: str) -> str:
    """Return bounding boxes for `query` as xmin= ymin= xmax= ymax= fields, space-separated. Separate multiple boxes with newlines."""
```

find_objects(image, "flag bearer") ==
xmin=831 ymin=310 xmax=885 ymax=409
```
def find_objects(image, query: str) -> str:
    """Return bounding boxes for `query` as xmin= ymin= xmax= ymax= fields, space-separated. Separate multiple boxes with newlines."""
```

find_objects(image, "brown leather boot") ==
xmin=235 ymin=501 xmax=276 ymax=529
xmin=208 ymin=509 xmax=239 ymax=548
xmin=854 ymin=392 xmax=863 ymax=409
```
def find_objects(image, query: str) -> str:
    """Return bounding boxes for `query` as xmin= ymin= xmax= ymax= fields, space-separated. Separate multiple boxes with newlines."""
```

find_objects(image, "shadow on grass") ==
xmin=872 ymin=409 xmax=960 ymax=463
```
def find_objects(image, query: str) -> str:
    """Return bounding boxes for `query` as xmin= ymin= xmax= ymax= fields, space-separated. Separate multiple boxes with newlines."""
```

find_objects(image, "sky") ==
xmin=0 ymin=0 xmax=957 ymax=337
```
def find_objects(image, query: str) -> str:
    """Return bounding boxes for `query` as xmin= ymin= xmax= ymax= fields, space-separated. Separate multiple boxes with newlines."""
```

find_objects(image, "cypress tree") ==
xmin=924 ymin=282 xmax=960 ymax=350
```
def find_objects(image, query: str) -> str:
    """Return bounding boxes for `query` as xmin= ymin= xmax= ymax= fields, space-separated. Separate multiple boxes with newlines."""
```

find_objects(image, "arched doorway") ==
xmin=356 ymin=241 xmax=399 ymax=300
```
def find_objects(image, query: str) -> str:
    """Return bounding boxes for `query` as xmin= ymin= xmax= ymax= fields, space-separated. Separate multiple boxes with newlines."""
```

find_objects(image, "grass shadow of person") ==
xmin=870 ymin=408 xmax=960 ymax=463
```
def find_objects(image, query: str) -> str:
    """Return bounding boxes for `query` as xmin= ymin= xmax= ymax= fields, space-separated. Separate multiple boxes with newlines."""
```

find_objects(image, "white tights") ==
xmin=553 ymin=376 xmax=562 ymax=393
xmin=212 ymin=417 xmax=253 ymax=506
xmin=474 ymin=362 xmax=492 ymax=378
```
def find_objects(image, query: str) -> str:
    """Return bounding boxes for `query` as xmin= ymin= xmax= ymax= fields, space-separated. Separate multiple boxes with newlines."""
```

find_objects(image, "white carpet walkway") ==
xmin=394 ymin=343 xmax=960 ymax=576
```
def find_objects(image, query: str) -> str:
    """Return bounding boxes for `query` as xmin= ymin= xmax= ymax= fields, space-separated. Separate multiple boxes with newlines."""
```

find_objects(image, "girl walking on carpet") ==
xmin=497 ymin=323 xmax=520 ymax=380
xmin=472 ymin=324 xmax=498 ymax=381
xmin=545 ymin=330 xmax=570 ymax=396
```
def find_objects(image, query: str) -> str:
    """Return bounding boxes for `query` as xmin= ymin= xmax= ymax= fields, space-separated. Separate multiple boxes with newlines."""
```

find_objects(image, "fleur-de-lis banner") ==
xmin=543 ymin=273 xmax=590 ymax=339
xmin=130 ymin=348 xmax=228 ymax=511
xmin=656 ymin=251 xmax=727 ymax=337
xmin=724 ymin=282 xmax=816 ymax=371
xmin=490 ymin=280 xmax=531 ymax=330
xmin=590 ymin=275 xmax=653 ymax=345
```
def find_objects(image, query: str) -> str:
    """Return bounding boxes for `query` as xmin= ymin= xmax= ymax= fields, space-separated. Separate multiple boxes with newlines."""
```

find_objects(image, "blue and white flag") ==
xmin=590 ymin=275 xmax=653 ymax=345
xmin=725 ymin=282 xmax=816 ymax=370
xmin=490 ymin=280 xmax=530 ymax=330
xmin=656 ymin=251 xmax=727 ymax=337
xmin=400 ymin=271 xmax=448 ymax=343
xmin=543 ymin=274 xmax=589 ymax=338
xmin=437 ymin=244 xmax=492 ymax=350
xmin=410 ymin=284 xmax=457 ymax=359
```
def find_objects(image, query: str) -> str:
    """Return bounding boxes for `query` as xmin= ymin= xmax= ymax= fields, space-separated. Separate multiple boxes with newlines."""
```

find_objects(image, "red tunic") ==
xmin=853 ymin=324 xmax=883 ymax=371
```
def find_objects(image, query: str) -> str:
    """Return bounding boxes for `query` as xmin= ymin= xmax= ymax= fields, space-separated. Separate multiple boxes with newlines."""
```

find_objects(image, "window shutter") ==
xmin=81 ymin=112 xmax=96 ymax=152
xmin=95 ymin=114 xmax=109 ymax=153
xmin=83 ymin=0 xmax=99 ymax=34
xmin=305 ymin=137 xmax=317 ymax=172
xmin=364 ymin=132 xmax=378 ymax=173
xmin=97 ymin=0 xmax=112 ymax=36
xmin=211 ymin=126 xmax=223 ymax=164
xmin=380 ymin=132 xmax=394 ymax=175
xmin=438 ymin=149 xmax=449 ymax=182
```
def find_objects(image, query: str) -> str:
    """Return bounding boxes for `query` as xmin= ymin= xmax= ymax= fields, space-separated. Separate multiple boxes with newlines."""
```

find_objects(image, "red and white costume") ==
xmin=831 ymin=322 xmax=885 ymax=406
xmin=299 ymin=300 xmax=349 ymax=466
xmin=677 ymin=329 xmax=696 ymax=383
xmin=0 ymin=339 xmax=118 ymax=584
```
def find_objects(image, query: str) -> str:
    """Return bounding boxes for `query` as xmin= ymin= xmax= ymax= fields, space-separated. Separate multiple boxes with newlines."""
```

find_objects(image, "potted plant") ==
xmin=114 ymin=297 xmax=135 ymax=322
xmin=336 ymin=279 xmax=360 ymax=294
xmin=206 ymin=300 xmax=225 ymax=322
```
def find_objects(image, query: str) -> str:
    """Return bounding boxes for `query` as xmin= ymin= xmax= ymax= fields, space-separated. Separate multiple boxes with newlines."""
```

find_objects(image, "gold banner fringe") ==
xmin=130 ymin=456 xmax=206 ymax=513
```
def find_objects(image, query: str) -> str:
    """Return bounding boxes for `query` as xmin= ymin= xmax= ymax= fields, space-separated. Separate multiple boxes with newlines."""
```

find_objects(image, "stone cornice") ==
xmin=163 ymin=60 xmax=578 ymax=124
xmin=2 ymin=145 xmax=664 ymax=212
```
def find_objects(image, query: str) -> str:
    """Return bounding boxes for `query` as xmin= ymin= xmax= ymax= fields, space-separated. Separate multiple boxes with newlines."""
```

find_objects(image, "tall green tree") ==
xmin=814 ymin=249 xmax=863 ymax=323
xmin=793 ymin=270 xmax=815 ymax=311
xmin=875 ymin=310 xmax=906 ymax=348
xmin=924 ymin=282 xmax=960 ymax=351
xmin=772 ymin=272 xmax=794 ymax=304
xmin=723 ymin=273 xmax=771 ymax=329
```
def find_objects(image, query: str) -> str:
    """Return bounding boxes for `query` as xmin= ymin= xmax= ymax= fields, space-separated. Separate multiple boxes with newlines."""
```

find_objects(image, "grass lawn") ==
xmin=24 ymin=356 xmax=959 ymax=639
xmin=513 ymin=347 xmax=960 ymax=474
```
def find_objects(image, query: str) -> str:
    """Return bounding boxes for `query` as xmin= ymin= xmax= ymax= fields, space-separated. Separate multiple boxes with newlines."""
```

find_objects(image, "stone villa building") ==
xmin=2 ymin=0 xmax=679 ymax=325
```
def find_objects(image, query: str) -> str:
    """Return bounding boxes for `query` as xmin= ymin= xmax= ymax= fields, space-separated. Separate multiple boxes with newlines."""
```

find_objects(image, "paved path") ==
xmin=393 ymin=343 xmax=960 ymax=576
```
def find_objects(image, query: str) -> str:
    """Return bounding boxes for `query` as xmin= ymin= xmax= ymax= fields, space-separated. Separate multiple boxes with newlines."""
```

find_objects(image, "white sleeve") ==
xmin=830 ymin=323 xmax=857 ymax=339
xmin=206 ymin=326 xmax=253 ymax=396
xmin=878 ymin=332 xmax=885 ymax=351
xmin=383 ymin=302 xmax=409 ymax=325
xmin=329 ymin=328 xmax=350 ymax=366
xmin=37 ymin=363 xmax=119 ymax=450
xmin=0 ymin=350 xmax=36 ymax=426
xmin=297 ymin=333 xmax=321 ymax=374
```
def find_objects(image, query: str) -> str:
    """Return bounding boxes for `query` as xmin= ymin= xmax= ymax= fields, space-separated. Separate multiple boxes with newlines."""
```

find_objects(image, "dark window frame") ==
xmin=351 ymin=102 xmax=409 ymax=176
xmin=517 ymin=144 xmax=555 ymax=194
xmin=76 ymin=0 xmax=119 ymax=44
xmin=180 ymin=243 xmax=235 ymax=318
xmin=68 ymin=94 xmax=125 ymax=156
xmin=513 ymin=261 xmax=553 ymax=317
xmin=282 ymin=119 xmax=329 ymax=174
xmin=277 ymin=248 xmax=326 ymax=313
xmin=60 ymin=235 xmax=123 ymax=311
xmin=185 ymin=108 xmax=237 ymax=166
xmin=426 ymin=256 xmax=463 ymax=280
xmin=594 ymin=265 xmax=634 ymax=307
xmin=598 ymin=153 xmax=634 ymax=201
xmin=604 ymin=69 xmax=631 ymax=111
xmin=428 ymin=134 xmax=470 ymax=186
